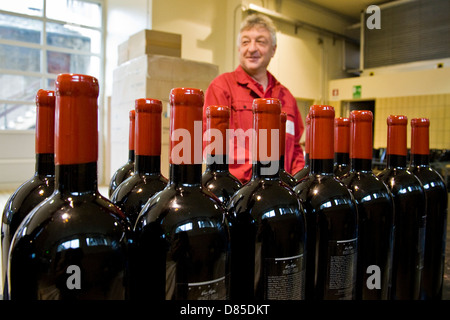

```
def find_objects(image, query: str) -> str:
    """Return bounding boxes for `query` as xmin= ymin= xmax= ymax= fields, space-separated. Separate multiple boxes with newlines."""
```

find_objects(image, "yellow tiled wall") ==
xmin=374 ymin=94 xmax=450 ymax=150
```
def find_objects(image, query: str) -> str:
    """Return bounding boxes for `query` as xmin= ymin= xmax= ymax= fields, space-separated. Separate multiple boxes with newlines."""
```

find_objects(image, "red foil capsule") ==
xmin=410 ymin=118 xmax=430 ymax=156
xmin=128 ymin=110 xmax=136 ymax=152
xmin=252 ymin=98 xmax=282 ymax=162
xmin=135 ymin=98 xmax=162 ymax=157
xmin=334 ymin=117 xmax=350 ymax=154
xmin=35 ymin=89 xmax=55 ymax=155
xmin=169 ymin=87 xmax=204 ymax=165
xmin=350 ymin=110 xmax=373 ymax=160
xmin=309 ymin=105 xmax=335 ymax=160
xmin=54 ymin=73 xmax=99 ymax=165
xmin=386 ymin=115 xmax=408 ymax=157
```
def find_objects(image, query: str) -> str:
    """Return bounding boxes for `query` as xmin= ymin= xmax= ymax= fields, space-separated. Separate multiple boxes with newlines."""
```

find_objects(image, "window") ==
xmin=0 ymin=0 xmax=103 ymax=130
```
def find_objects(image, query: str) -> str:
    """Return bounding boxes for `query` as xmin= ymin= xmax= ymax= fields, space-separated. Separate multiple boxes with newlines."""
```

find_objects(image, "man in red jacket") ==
xmin=203 ymin=13 xmax=305 ymax=184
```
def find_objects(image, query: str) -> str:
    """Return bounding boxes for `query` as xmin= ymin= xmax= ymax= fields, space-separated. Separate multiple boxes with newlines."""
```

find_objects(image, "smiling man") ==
xmin=203 ymin=13 xmax=305 ymax=184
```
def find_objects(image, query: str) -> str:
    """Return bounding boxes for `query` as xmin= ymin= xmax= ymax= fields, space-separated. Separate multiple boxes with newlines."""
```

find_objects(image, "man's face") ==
xmin=238 ymin=26 xmax=276 ymax=76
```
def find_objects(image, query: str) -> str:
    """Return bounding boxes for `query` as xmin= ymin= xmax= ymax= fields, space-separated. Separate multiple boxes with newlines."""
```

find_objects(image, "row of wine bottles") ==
xmin=1 ymin=73 xmax=447 ymax=300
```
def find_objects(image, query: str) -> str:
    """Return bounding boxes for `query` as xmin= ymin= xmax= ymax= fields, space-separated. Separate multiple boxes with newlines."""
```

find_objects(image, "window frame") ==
xmin=0 ymin=0 xmax=105 ymax=130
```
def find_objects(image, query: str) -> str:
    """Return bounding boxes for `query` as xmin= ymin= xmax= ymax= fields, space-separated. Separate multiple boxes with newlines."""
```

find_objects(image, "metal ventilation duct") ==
xmin=362 ymin=0 xmax=450 ymax=69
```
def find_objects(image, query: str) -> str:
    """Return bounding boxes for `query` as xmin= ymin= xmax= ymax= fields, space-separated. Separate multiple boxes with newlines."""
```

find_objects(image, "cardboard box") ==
xmin=117 ymin=40 xmax=129 ymax=65
xmin=110 ymin=54 xmax=218 ymax=178
xmin=127 ymin=29 xmax=181 ymax=61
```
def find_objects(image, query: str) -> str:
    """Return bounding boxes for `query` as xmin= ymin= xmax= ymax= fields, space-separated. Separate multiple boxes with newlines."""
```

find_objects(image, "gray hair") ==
xmin=237 ymin=13 xmax=277 ymax=47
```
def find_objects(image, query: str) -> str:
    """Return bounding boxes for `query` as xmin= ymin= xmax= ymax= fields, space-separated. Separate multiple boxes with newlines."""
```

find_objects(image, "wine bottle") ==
xmin=108 ymin=109 xmax=135 ymax=197
xmin=202 ymin=105 xmax=242 ymax=206
xmin=294 ymin=114 xmax=310 ymax=182
xmin=377 ymin=115 xmax=426 ymax=300
xmin=279 ymin=112 xmax=297 ymax=188
xmin=111 ymin=98 xmax=168 ymax=226
xmin=8 ymin=74 xmax=132 ymax=300
xmin=294 ymin=105 xmax=358 ymax=300
xmin=334 ymin=117 xmax=350 ymax=178
xmin=1 ymin=89 xmax=56 ymax=299
xmin=409 ymin=118 xmax=448 ymax=300
xmin=340 ymin=110 xmax=395 ymax=300
xmin=226 ymin=98 xmax=307 ymax=300
xmin=133 ymin=88 xmax=230 ymax=300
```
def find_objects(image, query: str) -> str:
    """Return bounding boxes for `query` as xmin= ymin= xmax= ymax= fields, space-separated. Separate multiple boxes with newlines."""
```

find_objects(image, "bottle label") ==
xmin=325 ymin=238 xmax=357 ymax=300
xmin=264 ymin=254 xmax=305 ymax=300
xmin=176 ymin=276 xmax=228 ymax=300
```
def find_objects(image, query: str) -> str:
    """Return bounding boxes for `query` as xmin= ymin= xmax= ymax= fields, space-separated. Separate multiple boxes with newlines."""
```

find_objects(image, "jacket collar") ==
xmin=235 ymin=65 xmax=279 ymax=97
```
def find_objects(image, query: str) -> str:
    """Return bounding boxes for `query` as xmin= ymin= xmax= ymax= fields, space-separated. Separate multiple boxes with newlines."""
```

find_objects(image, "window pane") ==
xmin=47 ymin=77 xmax=57 ymax=89
xmin=46 ymin=0 xmax=102 ymax=28
xmin=0 ymin=14 xmax=42 ymax=44
xmin=47 ymin=22 xmax=101 ymax=54
xmin=0 ymin=44 xmax=40 ymax=72
xmin=0 ymin=74 xmax=41 ymax=102
xmin=0 ymin=0 xmax=43 ymax=17
xmin=0 ymin=103 xmax=36 ymax=130
xmin=47 ymin=51 xmax=100 ymax=78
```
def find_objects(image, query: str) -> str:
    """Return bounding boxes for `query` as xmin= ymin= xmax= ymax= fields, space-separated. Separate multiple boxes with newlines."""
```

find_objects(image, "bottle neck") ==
xmin=36 ymin=153 xmax=55 ymax=177
xmin=170 ymin=164 xmax=202 ymax=186
xmin=128 ymin=150 xmax=135 ymax=162
xmin=410 ymin=154 xmax=430 ymax=167
xmin=251 ymin=160 xmax=280 ymax=180
xmin=334 ymin=152 xmax=349 ymax=166
xmin=205 ymin=154 xmax=229 ymax=172
xmin=135 ymin=155 xmax=161 ymax=175
xmin=279 ymin=155 xmax=286 ymax=170
xmin=310 ymin=158 xmax=334 ymax=174
xmin=351 ymin=158 xmax=372 ymax=172
xmin=56 ymin=162 xmax=98 ymax=195
xmin=304 ymin=153 xmax=310 ymax=167
xmin=387 ymin=154 xmax=407 ymax=169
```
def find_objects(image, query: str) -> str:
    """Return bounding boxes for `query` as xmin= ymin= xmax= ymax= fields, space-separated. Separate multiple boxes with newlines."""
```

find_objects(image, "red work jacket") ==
xmin=203 ymin=65 xmax=305 ymax=184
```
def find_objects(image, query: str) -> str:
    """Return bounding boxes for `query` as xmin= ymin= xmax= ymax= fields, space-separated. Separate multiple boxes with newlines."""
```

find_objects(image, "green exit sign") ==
xmin=353 ymin=85 xmax=361 ymax=99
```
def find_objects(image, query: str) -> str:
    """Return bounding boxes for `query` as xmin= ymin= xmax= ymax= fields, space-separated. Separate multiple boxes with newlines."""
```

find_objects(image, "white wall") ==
xmin=104 ymin=0 xmax=152 ymax=97
xmin=329 ymin=65 xmax=450 ymax=101
xmin=264 ymin=0 xmax=352 ymax=101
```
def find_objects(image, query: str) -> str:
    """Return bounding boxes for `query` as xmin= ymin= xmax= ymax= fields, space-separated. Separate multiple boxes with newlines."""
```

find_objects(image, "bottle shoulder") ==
xmin=294 ymin=174 xmax=357 ymax=213
xmin=377 ymin=167 xmax=424 ymax=191
xmin=293 ymin=166 xmax=310 ymax=181
xmin=135 ymin=184 xmax=227 ymax=232
xmin=342 ymin=171 xmax=391 ymax=193
xmin=341 ymin=171 xmax=394 ymax=207
xmin=109 ymin=162 xmax=135 ymax=191
xmin=202 ymin=171 xmax=242 ymax=203
xmin=295 ymin=173 xmax=349 ymax=196
xmin=111 ymin=173 xmax=168 ymax=203
xmin=226 ymin=178 xmax=303 ymax=220
xmin=2 ymin=175 xmax=55 ymax=223
xmin=280 ymin=169 xmax=297 ymax=188
xmin=409 ymin=165 xmax=447 ymax=190
xmin=10 ymin=191 xmax=131 ymax=254
xmin=202 ymin=171 xmax=242 ymax=187
xmin=377 ymin=168 xmax=427 ymax=211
